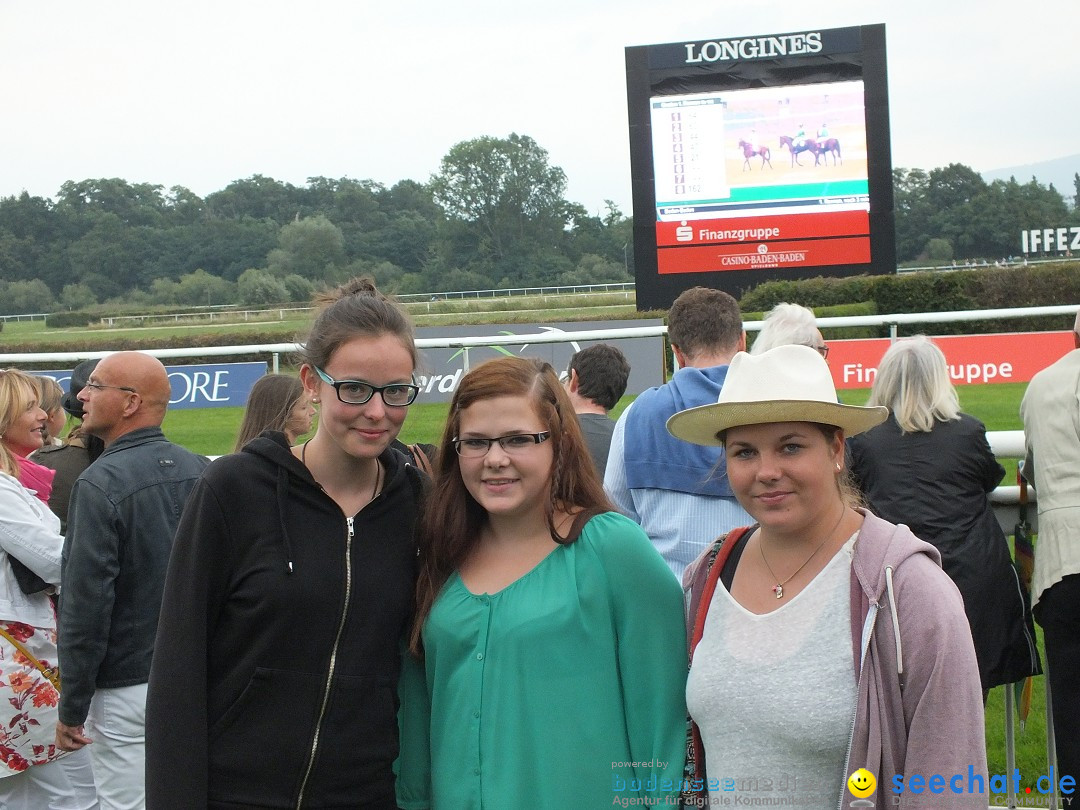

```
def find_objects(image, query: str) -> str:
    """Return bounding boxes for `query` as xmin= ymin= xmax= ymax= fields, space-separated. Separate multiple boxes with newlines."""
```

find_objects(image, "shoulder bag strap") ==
xmin=408 ymin=444 xmax=433 ymax=477
xmin=0 ymin=625 xmax=60 ymax=691
xmin=682 ymin=526 xmax=752 ymax=804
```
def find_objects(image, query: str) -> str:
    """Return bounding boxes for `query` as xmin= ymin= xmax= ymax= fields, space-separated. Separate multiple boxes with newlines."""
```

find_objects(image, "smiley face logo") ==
xmin=847 ymin=768 xmax=877 ymax=798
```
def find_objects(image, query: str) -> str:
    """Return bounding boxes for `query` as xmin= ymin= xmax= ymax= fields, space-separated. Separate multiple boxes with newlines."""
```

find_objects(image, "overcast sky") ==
xmin=2 ymin=0 xmax=1076 ymax=216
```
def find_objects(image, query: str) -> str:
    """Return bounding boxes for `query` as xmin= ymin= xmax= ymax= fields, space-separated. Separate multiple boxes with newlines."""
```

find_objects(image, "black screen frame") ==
xmin=626 ymin=24 xmax=895 ymax=311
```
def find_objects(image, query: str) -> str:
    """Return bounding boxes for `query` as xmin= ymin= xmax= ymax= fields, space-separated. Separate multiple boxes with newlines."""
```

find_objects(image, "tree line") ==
xmin=893 ymin=164 xmax=1079 ymax=264
xmin=0 ymin=132 xmax=1076 ymax=314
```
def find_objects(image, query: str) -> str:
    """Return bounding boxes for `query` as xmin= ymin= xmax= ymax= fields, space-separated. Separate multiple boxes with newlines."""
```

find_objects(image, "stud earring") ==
xmin=312 ymin=397 xmax=320 ymax=404
xmin=835 ymin=462 xmax=842 ymax=472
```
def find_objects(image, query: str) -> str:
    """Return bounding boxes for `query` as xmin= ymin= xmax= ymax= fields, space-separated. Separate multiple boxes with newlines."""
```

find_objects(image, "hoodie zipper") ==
xmin=295 ymin=515 xmax=355 ymax=809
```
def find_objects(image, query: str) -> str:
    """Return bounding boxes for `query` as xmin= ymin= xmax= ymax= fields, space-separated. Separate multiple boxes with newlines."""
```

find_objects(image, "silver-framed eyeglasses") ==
xmin=813 ymin=344 xmax=830 ymax=359
xmin=452 ymin=432 xmax=551 ymax=457
xmin=313 ymin=367 xmax=419 ymax=406
xmin=84 ymin=380 xmax=138 ymax=394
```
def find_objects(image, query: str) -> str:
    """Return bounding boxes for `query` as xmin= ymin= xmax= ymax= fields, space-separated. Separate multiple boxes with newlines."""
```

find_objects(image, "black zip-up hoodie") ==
xmin=145 ymin=432 xmax=424 ymax=809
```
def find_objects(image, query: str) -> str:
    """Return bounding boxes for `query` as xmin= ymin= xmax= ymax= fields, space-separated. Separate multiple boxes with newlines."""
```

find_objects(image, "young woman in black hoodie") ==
xmin=146 ymin=279 xmax=425 ymax=809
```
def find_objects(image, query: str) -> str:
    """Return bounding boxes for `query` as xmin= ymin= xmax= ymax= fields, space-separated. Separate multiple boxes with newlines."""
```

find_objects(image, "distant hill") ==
xmin=982 ymin=154 xmax=1080 ymax=203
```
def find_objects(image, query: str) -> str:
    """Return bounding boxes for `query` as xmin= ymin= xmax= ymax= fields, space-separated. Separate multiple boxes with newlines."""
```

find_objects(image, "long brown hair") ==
xmin=410 ymin=356 xmax=612 ymax=655
xmin=234 ymin=373 xmax=305 ymax=451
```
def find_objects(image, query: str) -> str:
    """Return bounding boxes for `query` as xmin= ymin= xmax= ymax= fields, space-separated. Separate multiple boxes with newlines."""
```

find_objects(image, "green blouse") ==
xmin=396 ymin=511 xmax=687 ymax=809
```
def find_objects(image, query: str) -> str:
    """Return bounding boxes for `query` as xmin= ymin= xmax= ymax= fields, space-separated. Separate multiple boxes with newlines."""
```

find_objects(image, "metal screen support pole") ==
xmin=272 ymin=353 xmax=280 ymax=374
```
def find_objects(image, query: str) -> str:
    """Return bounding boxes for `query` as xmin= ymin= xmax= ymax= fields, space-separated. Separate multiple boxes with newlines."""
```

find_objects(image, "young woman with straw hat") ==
xmin=667 ymin=344 xmax=988 ymax=809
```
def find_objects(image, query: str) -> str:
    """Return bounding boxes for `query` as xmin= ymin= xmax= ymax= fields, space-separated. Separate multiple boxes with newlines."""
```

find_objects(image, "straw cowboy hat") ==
xmin=666 ymin=344 xmax=888 ymax=446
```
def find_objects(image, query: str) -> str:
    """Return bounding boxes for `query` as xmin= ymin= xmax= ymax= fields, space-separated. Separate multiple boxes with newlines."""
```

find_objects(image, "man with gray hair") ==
xmin=604 ymin=287 xmax=751 ymax=578
xmin=750 ymin=302 xmax=828 ymax=358
xmin=1019 ymin=310 xmax=1080 ymax=781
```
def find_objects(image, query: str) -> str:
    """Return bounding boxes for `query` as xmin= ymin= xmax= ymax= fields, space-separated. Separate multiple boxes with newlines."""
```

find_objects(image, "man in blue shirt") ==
xmin=604 ymin=287 xmax=751 ymax=579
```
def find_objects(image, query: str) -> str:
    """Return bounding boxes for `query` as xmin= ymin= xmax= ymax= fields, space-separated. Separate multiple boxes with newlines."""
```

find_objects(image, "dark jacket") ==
xmin=58 ymin=426 xmax=209 ymax=726
xmin=145 ymin=432 xmax=425 ymax=810
xmin=848 ymin=414 xmax=1040 ymax=689
xmin=30 ymin=431 xmax=104 ymax=533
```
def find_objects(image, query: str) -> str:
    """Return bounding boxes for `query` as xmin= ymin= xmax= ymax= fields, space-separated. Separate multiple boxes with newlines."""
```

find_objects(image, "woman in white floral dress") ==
xmin=0 ymin=368 xmax=97 ymax=808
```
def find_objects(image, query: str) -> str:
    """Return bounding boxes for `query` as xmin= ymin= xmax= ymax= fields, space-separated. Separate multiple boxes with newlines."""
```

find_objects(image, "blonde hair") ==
xmin=0 ymin=368 xmax=43 ymax=477
xmin=35 ymin=376 xmax=64 ymax=417
xmin=867 ymin=336 xmax=960 ymax=433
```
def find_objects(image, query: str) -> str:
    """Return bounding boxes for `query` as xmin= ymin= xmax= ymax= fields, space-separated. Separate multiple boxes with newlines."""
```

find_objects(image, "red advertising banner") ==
xmin=829 ymin=331 xmax=1074 ymax=390
xmin=658 ymin=237 xmax=871 ymax=274
xmin=656 ymin=210 xmax=870 ymax=247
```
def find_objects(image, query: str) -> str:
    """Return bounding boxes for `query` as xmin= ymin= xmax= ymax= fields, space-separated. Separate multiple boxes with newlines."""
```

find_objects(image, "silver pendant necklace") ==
xmin=758 ymin=506 xmax=847 ymax=599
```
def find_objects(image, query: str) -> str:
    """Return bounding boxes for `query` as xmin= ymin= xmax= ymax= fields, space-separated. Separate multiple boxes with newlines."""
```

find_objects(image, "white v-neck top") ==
xmin=686 ymin=534 xmax=858 ymax=804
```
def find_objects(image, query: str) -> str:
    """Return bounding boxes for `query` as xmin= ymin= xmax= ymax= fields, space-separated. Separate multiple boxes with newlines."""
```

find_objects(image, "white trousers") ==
xmin=0 ymin=748 xmax=98 ymax=809
xmin=85 ymin=684 xmax=147 ymax=810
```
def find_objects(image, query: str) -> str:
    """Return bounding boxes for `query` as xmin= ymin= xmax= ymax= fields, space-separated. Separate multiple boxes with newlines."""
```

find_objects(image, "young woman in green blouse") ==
xmin=397 ymin=356 xmax=686 ymax=809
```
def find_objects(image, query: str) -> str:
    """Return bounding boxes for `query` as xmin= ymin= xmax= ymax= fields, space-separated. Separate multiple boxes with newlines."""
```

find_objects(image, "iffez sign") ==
xmin=1021 ymin=226 xmax=1080 ymax=254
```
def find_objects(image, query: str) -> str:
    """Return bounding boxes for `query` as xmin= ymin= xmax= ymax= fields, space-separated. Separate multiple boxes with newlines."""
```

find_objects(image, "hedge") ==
xmin=739 ymin=275 xmax=882 ymax=311
xmin=45 ymin=311 xmax=96 ymax=328
xmin=2 ymin=331 xmax=302 ymax=371
xmin=46 ymin=304 xmax=263 ymax=329
xmin=737 ymin=263 xmax=1079 ymax=337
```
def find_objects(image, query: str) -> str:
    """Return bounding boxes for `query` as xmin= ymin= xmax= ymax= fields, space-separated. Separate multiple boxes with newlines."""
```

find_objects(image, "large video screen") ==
xmin=626 ymin=26 xmax=893 ymax=310
xmin=651 ymin=80 xmax=871 ymax=274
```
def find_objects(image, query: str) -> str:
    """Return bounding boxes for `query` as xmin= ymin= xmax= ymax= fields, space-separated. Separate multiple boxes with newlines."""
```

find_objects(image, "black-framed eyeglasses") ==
xmin=452 ymin=432 xmax=551 ymax=457
xmin=813 ymin=344 xmax=830 ymax=359
xmin=84 ymin=381 xmax=138 ymax=394
xmin=313 ymin=367 xmax=419 ymax=407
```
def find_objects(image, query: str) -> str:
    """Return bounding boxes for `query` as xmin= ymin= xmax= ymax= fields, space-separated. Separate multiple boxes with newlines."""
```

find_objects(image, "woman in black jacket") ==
xmin=146 ymin=279 xmax=426 ymax=809
xmin=847 ymin=335 xmax=1040 ymax=693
